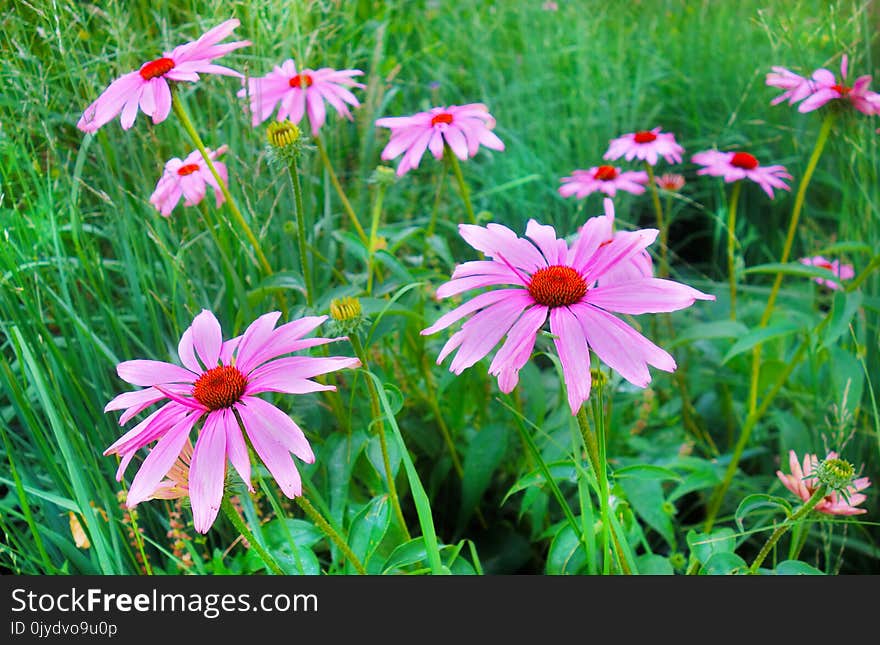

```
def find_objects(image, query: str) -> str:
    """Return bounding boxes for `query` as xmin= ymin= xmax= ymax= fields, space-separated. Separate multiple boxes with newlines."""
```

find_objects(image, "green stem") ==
xmin=366 ymin=183 xmax=388 ymax=295
xmin=749 ymin=484 xmax=827 ymax=574
xmin=726 ymin=181 xmax=742 ymax=321
xmin=296 ymin=495 xmax=367 ymax=574
xmin=170 ymin=90 xmax=273 ymax=277
xmin=427 ymin=160 xmax=448 ymax=238
xmin=420 ymin=354 xmax=465 ymax=478
xmin=845 ymin=254 xmax=880 ymax=292
xmin=221 ymin=497 xmax=285 ymax=575
xmin=314 ymin=134 xmax=369 ymax=245
xmin=285 ymin=155 xmax=314 ymax=307
xmin=643 ymin=163 xmax=668 ymax=278
xmin=446 ymin=144 xmax=477 ymax=225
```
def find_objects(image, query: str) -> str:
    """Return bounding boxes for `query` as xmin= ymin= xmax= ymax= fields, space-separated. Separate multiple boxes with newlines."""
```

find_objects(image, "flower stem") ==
xmin=643 ymin=163 xmax=668 ymax=278
xmin=366 ymin=181 xmax=389 ymax=295
xmin=221 ymin=497 xmax=285 ymax=575
xmin=285 ymin=155 xmax=314 ymax=307
xmin=313 ymin=134 xmax=369 ymax=245
xmin=295 ymin=495 xmax=367 ymax=574
xmin=748 ymin=484 xmax=827 ymax=574
xmin=726 ymin=181 xmax=743 ymax=321
xmin=445 ymin=143 xmax=477 ymax=225
xmin=170 ymin=90 xmax=273 ymax=277
xmin=427 ymin=160 xmax=448 ymax=238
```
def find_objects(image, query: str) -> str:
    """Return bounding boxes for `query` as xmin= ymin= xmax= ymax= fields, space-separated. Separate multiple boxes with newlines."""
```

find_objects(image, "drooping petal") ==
xmin=488 ymin=304 xmax=548 ymax=392
xmin=126 ymin=412 xmax=198 ymax=507
xmin=550 ymin=307 xmax=592 ymax=414
xmin=189 ymin=410 xmax=228 ymax=533
xmin=237 ymin=396 xmax=314 ymax=463
xmin=224 ymin=409 xmax=253 ymax=492
xmin=448 ymin=292 xmax=533 ymax=373
xmin=422 ymin=288 xmax=522 ymax=336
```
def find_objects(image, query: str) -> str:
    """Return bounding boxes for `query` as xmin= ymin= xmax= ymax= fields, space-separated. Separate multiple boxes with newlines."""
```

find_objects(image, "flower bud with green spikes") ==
xmin=368 ymin=165 xmax=398 ymax=188
xmin=328 ymin=296 xmax=369 ymax=337
xmin=814 ymin=456 xmax=857 ymax=495
xmin=266 ymin=119 xmax=309 ymax=163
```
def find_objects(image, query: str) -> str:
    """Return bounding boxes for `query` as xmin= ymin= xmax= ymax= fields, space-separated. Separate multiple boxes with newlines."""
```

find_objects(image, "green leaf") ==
xmin=734 ymin=494 xmax=792 ymax=531
xmin=458 ymin=423 xmax=509 ymax=528
xmin=666 ymin=320 xmax=750 ymax=349
xmin=687 ymin=528 xmax=736 ymax=565
xmin=821 ymin=290 xmax=862 ymax=349
xmin=743 ymin=261 xmax=844 ymax=288
xmin=614 ymin=464 xmax=682 ymax=482
xmin=617 ymin=477 xmax=676 ymax=548
xmin=813 ymin=241 xmax=874 ymax=257
xmin=346 ymin=495 xmax=392 ymax=575
xmin=635 ymin=554 xmax=675 ymax=575
xmin=501 ymin=462 xmax=577 ymax=505
xmin=773 ymin=560 xmax=825 ymax=575
xmin=721 ymin=321 xmax=802 ymax=365
xmin=546 ymin=524 xmax=587 ymax=574
xmin=365 ymin=431 xmax=401 ymax=480
xmin=701 ymin=552 xmax=748 ymax=575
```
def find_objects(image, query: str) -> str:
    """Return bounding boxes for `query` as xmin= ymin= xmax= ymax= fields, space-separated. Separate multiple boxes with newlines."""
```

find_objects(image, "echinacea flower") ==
xmin=766 ymin=66 xmax=814 ymax=106
xmin=777 ymin=450 xmax=870 ymax=515
xmin=421 ymin=199 xmax=714 ymax=414
xmin=375 ymin=103 xmax=505 ymax=176
xmin=558 ymin=165 xmax=649 ymax=199
xmin=149 ymin=145 xmax=228 ymax=217
xmin=238 ymin=60 xmax=365 ymax=134
xmin=690 ymin=150 xmax=792 ymax=199
xmin=799 ymin=255 xmax=855 ymax=290
xmin=603 ymin=128 xmax=685 ymax=166
xmin=77 ymin=19 xmax=250 ymax=133
xmin=104 ymin=310 xmax=360 ymax=533
xmin=798 ymin=55 xmax=880 ymax=115
xmin=655 ymin=173 xmax=686 ymax=191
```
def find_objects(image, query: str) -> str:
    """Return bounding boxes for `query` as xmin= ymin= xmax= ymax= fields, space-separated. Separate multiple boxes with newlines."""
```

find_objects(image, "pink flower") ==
xmin=375 ymin=103 xmax=505 ymax=176
xmin=149 ymin=145 xmax=228 ymax=217
xmin=798 ymin=55 xmax=880 ymax=115
xmin=603 ymin=127 xmax=685 ymax=166
xmin=558 ymin=165 xmax=649 ymax=199
xmin=690 ymin=150 xmax=792 ymax=199
xmin=77 ymin=19 xmax=250 ymax=133
xmin=799 ymin=255 xmax=855 ymax=290
xmin=777 ymin=450 xmax=871 ymax=516
xmin=238 ymin=60 xmax=365 ymax=134
xmin=104 ymin=310 xmax=360 ymax=533
xmin=766 ymin=66 xmax=814 ymax=106
xmin=421 ymin=199 xmax=714 ymax=414
xmin=655 ymin=173 xmax=685 ymax=191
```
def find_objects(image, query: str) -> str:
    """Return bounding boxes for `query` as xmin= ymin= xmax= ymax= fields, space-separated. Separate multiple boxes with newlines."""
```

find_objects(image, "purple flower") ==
xmin=690 ymin=150 xmax=792 ymax=199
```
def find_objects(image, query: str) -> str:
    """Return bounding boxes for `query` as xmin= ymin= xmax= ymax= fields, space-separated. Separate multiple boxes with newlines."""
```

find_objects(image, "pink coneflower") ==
xmin=238 ymin=60 xmax=365 ymax=134
xmin=421 ymin=199 xmax=714 ymax=414
xmin=604 ymin=128 xmax=685 ymax=166
xmin=777 ymin=450 xmax=870 ymax=516
xmin=558 ymin=165 xmax=649 ymax=199
xmin=766 ymin=66 xmax=814 ymax=106
xmin=77 ymin=19 xmax=250 ymax=133
xmin=799 ymin=255 xmax=855 ymax=290
xmin=375 ymin=103 xmax=505 ymax=176
xmin=799 ymin=55 xmax=880 ymax=115
xmin=690 ymin=150 xmax=792 ymax=199
xmin=104 ymin=310 xmax=360 ymax=533
xmin=655 ymin=173 xmax=685 ymax=191
xmin=149 ymin=145 xmax=228 ymax=217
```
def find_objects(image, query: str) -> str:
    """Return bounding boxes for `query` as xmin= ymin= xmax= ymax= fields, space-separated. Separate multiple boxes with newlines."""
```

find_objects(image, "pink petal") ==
xmin=448 ymin=292 xmax=533 ymax=373
xmin=525 ymin=219 xmax=566 ymax=266
xmin=191 ymin=309 xmax=223 ymax=368
xmin=585 ymin=278 xmax=715 ymax=314
xmin=126 ymin=413 xmax=197 ymax=507
xmin=488 ymin=305 xmax=548 ymax=392
xmin=117 ymin=360 xmax=197 ymax=386
xmin=224 ymin=410 xmax=253 ymax=492
xmin=189 ymin=410 xmax=228 ymax=533
xmin=237 ymin=396 xmax=314 ymax=463
xmin=234 ymin=311 xmax=283 ymax=375
xmin=422 ymin=288 xmax=521 ymax=336
xmin=550 ymin=307 xmax=592 ymax=414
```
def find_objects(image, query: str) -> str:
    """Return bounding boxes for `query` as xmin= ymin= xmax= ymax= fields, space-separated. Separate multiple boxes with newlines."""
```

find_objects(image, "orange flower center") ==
xmin=594 ymin=165 xmax=619 ymax=181
xmin=289 ymin=73 xmax=314 ymax=88
xmin=831 ymin=84 xmax=851 ymax=96
xmin=431 ymin=113 xmax=454 ymax=126
xmin=139 ymin=57 xmax=176 ymax=81
xmin=528 ymin=265 xmax=587 ymax=308
xmin=192 ymin=365 xmax=247 ymax=411
xmin=177 ymin=163 xmax=200 ymax=176
xmin=730 ymin=152 xmax=759 ymax=170
xmin=633 ymin=131 xmax=657 ymax=143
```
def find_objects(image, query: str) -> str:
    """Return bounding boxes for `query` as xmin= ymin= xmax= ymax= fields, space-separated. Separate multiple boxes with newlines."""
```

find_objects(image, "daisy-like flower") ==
xmin=690 ymin=150 xmax=792 ymax=199
xmin=421 ymin=199 xmax=714 ymax=414
xmin=603 ymin=127 xmax=685 ymax=166
xmin=766 ymin=66 xmax=814 ymax=106
xmin=77 ymin=19 xmax=250 ymax=133
xmin=104 ymin=310 xmax=360 ymax=533
xmin=558 ymin=165 xmax=649 ymax=199
xmin=238 ymin=60 xmax=365 ymax=134
xmin=655 ymin=173 xmax=685 ymax=191
xmin=149 ymin=145 xmax=228 ymax=217
xmin=798 ymin=55 xmax=880 ymax=115
xmin=799 ymin=255 xmax=855 ymax=290
xmin=777 ymin=450 xmax=871 ymax=516
xmin=375 ymin=103 xmax=505 ymax=176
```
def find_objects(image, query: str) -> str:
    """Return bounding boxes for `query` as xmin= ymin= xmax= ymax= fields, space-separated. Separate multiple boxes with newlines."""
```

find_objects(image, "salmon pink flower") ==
xmin=238 ymin=60 xmax=365 ymax=134
xmin=149 ymin=145 xmax=228 ymax=217
xmin=798 ymin=55 xmax=880 ymax=115
xmin=777 ymin=450 xmax=871 ymax=516
xmin=421 ymin=199 xmax=714 ymax=414
xmin=558 ymin=165 xmax=649 ymax=199
xmin=104 ymin=310 xmax=360 ymax=533
xmin=375 ymin=103 xmax=505 ymax=176
xmin=691 ymin=150 xmax=792 ymax=199
xmin=655 ymin=173 xmax=685 ymax=191
xmin=799 ymin=255 xmax=855 ymax=290
xmin=766 ymin=66 xmax=814 ymax=106
xmin=77 ymin=19 xmax=250 ymax=133
xmin=604 ymin=127 xmax=685 ymax=166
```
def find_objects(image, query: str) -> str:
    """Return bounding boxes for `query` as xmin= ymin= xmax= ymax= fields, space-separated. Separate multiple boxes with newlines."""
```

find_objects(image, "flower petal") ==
xmin=189 ymin=410 xmax=228 ymax=533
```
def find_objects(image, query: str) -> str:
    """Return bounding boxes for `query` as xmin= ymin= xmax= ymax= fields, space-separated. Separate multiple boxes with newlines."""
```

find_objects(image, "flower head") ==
xmin=603 ymin=127 xmax=685 ymax=166
xmin=239 ymin=60 xmax=365 ymax=134
xmin=655 ymin=173 xmax=686 ymax=191
xmin=798 ymin=55 xmax=880 ymax=115
xmin=690 ymin=150 xmax=792 ymax=199
xmin=421 ymin=199 xmax=714 ymax=414
xmin=149 ymin=145 xmax=228 ymax=217
xmin=77 ymin=19 xmax=250 ymax=133
xmin=799 ymin=255 xmax=855 ymax=290
xmin=104 ymin=310 xmax=360 ymax=533
xmin=766 ymin=66 xmax=814 ymax=106
xmin=558 ymin=165 xmax=649 ymax=199
xmin=375 ymin=103 xmax=505 ymax=176
xmin=777 ymin=450 xmax=871 ymax=515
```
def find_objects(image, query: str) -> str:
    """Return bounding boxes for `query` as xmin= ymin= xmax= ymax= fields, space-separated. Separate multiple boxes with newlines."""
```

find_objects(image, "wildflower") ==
xmin=421 ymin=199 xmax=714 ymax=414
xmin=239 ymin=60 xmax=365 ymax=134
xmin=603 ymin=127 xmax=685 ymax=166
xmin=375 ymin=103 xmax=505 ymax=176
xmin=766 ymin=66 xmax=814 ymax=106
xmin=690 ymin=150 xmax=792 ymax=199
xmin=149 ymin=145 xmax=228 ymax=217
xmin=798 ymin=55 xmax=880 ymax=115
xmin=655 ymin=173 xmax=685 ymax=191
xmin=104 ymin=310 xmax=360 ymax=533
xmin=799 ymin=255 xmax=855 ymax=290
xmin=77 ymin=19 xmax=250 ymax=133
xmin=777 ymin=450 xmax=870 ymax=515
xmin=558 ymin=165 xmax=649 ymax=199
